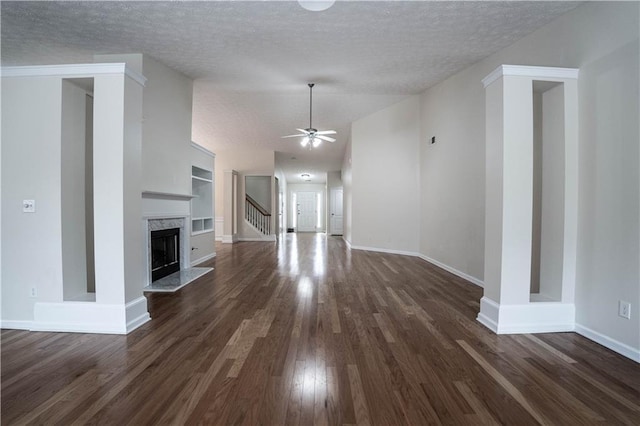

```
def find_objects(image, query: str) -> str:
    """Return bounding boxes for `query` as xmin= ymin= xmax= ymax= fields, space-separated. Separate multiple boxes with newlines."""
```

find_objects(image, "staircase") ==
xmin=245 ymin=194 xmax=271 ymax=235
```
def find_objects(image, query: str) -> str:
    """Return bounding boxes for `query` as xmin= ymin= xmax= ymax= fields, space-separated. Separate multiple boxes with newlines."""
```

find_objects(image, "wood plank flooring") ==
xmin=2 ymin=233 xmax=639 ymax=425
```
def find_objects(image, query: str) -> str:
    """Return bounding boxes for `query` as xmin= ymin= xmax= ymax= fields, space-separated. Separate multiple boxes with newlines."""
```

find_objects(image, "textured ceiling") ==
xmin=1 ymin=1 xmax=580 ymax=184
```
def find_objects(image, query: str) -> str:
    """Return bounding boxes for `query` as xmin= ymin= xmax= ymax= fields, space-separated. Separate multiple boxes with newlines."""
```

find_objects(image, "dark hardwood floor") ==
xmin=2 ymin=233 xmax=639 ymax=425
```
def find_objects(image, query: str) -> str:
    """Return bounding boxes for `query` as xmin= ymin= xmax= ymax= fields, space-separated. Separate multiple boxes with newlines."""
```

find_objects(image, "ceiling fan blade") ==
xmin=316 ymin=135 xmax=336 ymax=143
xmin=296 ymin=128 xmax=310 ymax=134
xmin=315 ymin=130 xmax=336 ymax=135
xmin=282 ymin=134 xmax=306 ymax=138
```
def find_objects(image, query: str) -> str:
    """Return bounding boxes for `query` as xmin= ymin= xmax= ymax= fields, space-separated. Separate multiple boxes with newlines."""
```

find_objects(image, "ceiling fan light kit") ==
xmin=283 ymin=83 xmax=336 ymax=150
xmin=297 ymin=1 xmax=335 ymax=12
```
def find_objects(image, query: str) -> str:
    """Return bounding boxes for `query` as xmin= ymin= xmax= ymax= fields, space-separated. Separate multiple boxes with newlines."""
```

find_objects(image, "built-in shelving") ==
xmin=142 ymin=190 xmax=194 ymax=200
xmin=191 ymin=175 xmax=212 ymax=183
xmin=191 ymin=166 xmax=213 ymax=235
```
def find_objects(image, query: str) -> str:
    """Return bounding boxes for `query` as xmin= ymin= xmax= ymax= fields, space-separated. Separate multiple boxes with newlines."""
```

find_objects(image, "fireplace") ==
xmin=151 ymin=227 xmax=180 ymax=282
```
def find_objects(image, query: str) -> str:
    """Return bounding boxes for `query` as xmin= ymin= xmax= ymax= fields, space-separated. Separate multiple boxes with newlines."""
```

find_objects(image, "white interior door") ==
xmin=297 ymin=191 xmax=316 ymax=232
xmin=275 ymin=178 xmax=280 ymax=236
xmin=330 ymin=188 xmax=343 ymax=235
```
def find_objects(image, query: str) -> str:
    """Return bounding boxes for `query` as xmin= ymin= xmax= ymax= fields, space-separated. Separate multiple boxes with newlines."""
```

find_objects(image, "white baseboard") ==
xmin=126 ymin=314 xmax=151 ymax=333
xmin=242 ymin=219 xmax=277 ymax=241
xmin=477 ymin=296 xmax=575 ymax=334
xmin=215 ymin=217 xmax=224 ymax=241
xmin=345 ymin=241 xmax=483 ymax=289
xmin=238 ymin=235 xmax=276 ymax=242
xmin=477 ymin=304 xmax=639 ymax=362
xmin=349 ymin=244 xmax=418 ymax=257
xmin=343 ymin=237 xmax=351 ymax=249
xmin=477 ymin=297 xmax=500 ymax=332
xmin=575 ymin=323 xmax=640 ymax=363
xmin=476 ymin=312 xmax=498 ymax=333
xmin=191 ymin=252 xmax=216 ymax=266
xmin=417 ymin=254 xmax=484 ymax=287
xmin=222 ymin=234 xmax=238 ymax=244
xmin=31 ymin=298 xmax=150 ymax=335
xmin=1 ymin=320 xmax=33 ymax=331
xmin=126 ymin=296 xmax=151 ymax=333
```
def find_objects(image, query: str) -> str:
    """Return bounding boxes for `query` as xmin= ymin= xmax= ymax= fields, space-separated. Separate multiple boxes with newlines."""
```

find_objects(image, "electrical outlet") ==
xmin=618 ymin=301 xmax=631 ymax=319
xmin=29 ymin=287 xmax=38 ymax=298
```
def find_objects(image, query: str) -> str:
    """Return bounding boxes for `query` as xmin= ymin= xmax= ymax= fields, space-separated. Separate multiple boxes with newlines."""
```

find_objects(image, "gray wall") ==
xmin=245 ymin=175 xmax=272 ymax=212
xmin=351 ymin=96 xmax=420 ymax=253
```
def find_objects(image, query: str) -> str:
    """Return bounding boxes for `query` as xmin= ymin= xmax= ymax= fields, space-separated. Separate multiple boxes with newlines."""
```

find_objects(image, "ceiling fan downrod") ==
xmin=308 ymin=83 xmax=314 ymax=132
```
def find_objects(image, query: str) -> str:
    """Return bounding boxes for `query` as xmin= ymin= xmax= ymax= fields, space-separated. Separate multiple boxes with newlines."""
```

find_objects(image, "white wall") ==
xmin=245 ymin=176 xmax=272 ymax=212
xmin=419 ymin=72 xmax=485 ymax=278
xmin=95 ymin=54 xmax=193 ymax=196
xmin=327 ymin=171 xmax=342 ymax=235
xmin=351 ymin=96 xmax=420 ymax=253
xmin=417 ymin=2 xmax=638 ymax=354
xmin=341 ymin=137 xmax=353 ymax=244
xmin=214 ymin=149 xmax=275 ymax=239
xmin=574 ymin=30 xmax=639 ymax=350
xmin=327 ymin=171 xmax=342 ymax=189
xmin=141 ymin=56 xmax=193 ymax=196
xmin=1 ymin=76 xmax=63 ymax=324
xmin=275 ymin=167 xmax=288 ymax=234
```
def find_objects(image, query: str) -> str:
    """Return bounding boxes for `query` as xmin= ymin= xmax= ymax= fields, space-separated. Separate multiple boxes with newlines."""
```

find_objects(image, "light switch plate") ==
xmin=23 ymin=200 xmax=35 ymax=213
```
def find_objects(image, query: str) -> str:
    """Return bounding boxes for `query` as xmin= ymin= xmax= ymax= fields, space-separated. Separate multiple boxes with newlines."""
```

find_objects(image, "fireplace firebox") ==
xmin=151 ymin=227 xmax=180 ymax=282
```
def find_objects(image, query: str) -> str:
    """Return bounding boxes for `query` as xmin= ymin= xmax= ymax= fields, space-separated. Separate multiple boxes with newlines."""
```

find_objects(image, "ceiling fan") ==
xmin=282 ymin=83 xmax=336 ymax=148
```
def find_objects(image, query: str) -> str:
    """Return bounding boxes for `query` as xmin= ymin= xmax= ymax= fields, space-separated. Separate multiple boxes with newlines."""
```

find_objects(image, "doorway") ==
xmin=275 ymin=177 xmax=280 ymax=236
xmin=296 ymin=191 xmax=317 ymax=232
xmin=330 ymin=188 xmax=343 ymax=235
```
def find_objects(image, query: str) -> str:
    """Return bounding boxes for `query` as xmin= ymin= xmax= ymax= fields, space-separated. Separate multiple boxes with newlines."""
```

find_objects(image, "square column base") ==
xmin=477 ymin=296 xmax=575 ymax=334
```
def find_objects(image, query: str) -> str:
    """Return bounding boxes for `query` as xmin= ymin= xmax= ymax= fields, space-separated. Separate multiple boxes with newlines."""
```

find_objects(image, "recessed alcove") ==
xmin=530 ymin=80 xmax=565 ymax=303
xmin=61 ymin=78 xmax=96 ymax=302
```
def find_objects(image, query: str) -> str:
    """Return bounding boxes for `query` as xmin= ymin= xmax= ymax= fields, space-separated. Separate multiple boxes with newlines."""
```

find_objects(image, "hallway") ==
xmin=2 ymin=234 xmax=639 ymax=424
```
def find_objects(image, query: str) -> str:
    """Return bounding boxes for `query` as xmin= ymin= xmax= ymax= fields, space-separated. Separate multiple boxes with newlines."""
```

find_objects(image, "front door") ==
xmin=296 ymin=191 xmax=316 ymax=232
xmin=330 ymin=188 xmax=343 ymax=235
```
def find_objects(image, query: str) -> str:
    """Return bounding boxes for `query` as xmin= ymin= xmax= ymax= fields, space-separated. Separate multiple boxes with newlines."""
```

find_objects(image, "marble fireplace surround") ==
xmin=144 ymin=216 xmax=189 ymax=286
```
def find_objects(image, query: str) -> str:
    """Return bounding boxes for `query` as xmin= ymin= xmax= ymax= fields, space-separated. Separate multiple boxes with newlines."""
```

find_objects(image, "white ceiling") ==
xmin=1 ymin=1 xmax=580 ymax=184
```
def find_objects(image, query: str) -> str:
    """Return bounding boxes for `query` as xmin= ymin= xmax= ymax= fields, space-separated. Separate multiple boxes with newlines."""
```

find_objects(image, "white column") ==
xmin=223 ymin=169 xmax=238 ymax=243
xmin=36 ymin=65 xmax=148 ymax=334
xmin=478 ymin=65 xmax=579 ymax=334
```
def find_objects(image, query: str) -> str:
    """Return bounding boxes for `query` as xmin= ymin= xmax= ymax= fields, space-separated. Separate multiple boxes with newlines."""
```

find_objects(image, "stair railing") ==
xmin=245 ymin=194 xmax=271 ymax=235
